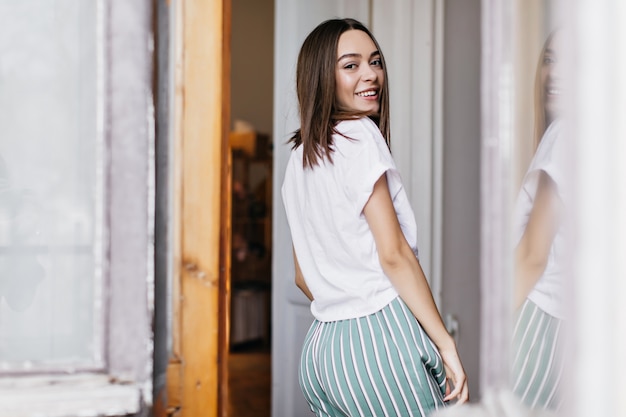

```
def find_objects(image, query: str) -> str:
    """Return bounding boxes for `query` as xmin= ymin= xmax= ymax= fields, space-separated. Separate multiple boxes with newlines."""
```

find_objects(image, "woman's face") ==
xmin=335 ymin=29 xmax=384 ymax=115
xmin=541 ymin=32 xmax=563 ymax=124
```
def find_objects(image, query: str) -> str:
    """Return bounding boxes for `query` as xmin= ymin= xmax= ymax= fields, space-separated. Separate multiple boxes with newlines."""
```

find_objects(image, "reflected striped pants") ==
xmin=511 ymin=299 xmax=564 ymax=410
xmin=299 ymin=297 xmax=447 ymax=417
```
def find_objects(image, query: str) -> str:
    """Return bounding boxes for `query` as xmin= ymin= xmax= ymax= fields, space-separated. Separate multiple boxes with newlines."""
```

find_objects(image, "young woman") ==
xmin=281 ymin=18 xmax=469 ymax=416
xmin=511 ymin=30 xmax=566 ymax=410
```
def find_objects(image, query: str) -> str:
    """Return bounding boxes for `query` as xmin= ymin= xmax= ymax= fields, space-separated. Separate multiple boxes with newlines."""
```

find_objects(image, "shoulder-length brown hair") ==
xmin=533 ymin=31 xmax=557 ymax=150
xmin=289 ymin=18 xmax=391 ymax=168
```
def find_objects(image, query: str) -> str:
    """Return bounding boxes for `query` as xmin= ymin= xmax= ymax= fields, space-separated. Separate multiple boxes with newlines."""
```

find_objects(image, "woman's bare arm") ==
xmin=514 ymin=171 xmax=562 ymax=309
xmin=363 ymin=174 xmax=468 ymax=403
xmin=293 ymin=246 xmax=314 ymax=301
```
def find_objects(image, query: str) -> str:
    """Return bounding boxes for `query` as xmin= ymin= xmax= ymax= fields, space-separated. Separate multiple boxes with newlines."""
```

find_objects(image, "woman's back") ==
xmin=282 ymin=117 xmax=417 ymax=322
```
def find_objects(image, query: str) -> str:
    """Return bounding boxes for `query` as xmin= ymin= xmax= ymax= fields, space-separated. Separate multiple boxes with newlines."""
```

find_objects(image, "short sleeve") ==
xmin=342 ymin=125 xmax=402 ymax=215
xmin=531 ymin=120 xmax=568 ymax=203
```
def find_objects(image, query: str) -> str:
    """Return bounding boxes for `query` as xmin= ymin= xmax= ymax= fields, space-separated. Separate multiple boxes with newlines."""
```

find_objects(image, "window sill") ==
xmin=0 ymin=374 xmax=142 ymax=417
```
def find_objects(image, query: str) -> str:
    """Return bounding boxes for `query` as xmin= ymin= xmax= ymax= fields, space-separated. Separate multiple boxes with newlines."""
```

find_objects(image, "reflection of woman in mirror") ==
xmin=511 ymin=30 xmax=566 ymax=411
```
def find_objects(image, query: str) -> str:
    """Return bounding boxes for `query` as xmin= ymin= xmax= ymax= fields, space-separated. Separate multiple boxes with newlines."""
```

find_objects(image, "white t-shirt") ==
xmin=513 ymin=120 xmax=568 ymax=319
xmin=281 ymin=117 xmax=418 ymax=322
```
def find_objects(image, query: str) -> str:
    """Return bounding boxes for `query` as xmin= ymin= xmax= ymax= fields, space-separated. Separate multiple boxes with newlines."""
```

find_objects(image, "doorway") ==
xmin=227 ymin=0 xmax=274 ymax=415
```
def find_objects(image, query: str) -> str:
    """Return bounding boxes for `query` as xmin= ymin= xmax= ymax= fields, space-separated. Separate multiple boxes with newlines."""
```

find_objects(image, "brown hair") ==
xmin=289 ymin=18 xmax=391 ymax=168
xmin=533 ymin=31 xmax=557 ymax=150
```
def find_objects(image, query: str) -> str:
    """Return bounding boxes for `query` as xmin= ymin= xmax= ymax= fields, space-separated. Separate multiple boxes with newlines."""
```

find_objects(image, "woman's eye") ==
xmin=371 ymin=59 xmax=382 ymax=67
xmin=543 ymin=56 xmax=555 ymax=64
xmin=344 ymin=63 xmax=357 ymax=69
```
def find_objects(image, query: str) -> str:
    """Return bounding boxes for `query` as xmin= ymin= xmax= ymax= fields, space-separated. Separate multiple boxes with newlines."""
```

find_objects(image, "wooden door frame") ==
xmin=165 ymin=0 xmax=231 ymax=416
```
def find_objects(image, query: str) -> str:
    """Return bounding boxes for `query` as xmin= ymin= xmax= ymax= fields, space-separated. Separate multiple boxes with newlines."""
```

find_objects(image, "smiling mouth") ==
xmin=356 ymin=90 xmax=378 ymax=97
xmin=546 ymin=87 xmax=560 ymax=96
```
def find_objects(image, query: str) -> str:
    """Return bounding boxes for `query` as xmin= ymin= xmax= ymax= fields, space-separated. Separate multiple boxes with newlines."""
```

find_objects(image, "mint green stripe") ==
xmin=365 ymin=313 xmax=402 ymax=415
xmin=345 ymin=321 xmax=375 ymax=415
xmin=355 ymin=317 xmax=389 ymax=416
xmin=512 ymin=299 xmax=564 ymax=411
xmin=388 ymin=302 xmax=437 ymax=414
xmin=387 ymin=298 xmax=446 ymax=414
xmin=373 ymin=312 xmax=413 ymax=415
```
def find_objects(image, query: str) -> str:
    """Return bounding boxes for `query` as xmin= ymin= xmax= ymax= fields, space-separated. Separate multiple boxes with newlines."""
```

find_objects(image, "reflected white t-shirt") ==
xmin=281 ymin=117 xmax=418 ymax=322
xmin=514 ymin=120 xmax=568 ymax=319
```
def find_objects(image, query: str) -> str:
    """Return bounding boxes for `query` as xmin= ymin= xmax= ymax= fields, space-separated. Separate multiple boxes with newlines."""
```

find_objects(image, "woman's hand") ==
xmin=440 ymin=347 xmax=469 ymax=404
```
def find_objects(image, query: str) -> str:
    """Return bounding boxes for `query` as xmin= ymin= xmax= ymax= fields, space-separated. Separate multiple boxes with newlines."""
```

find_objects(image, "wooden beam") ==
xmin=172 ymin=0 xmax=226 ymax=415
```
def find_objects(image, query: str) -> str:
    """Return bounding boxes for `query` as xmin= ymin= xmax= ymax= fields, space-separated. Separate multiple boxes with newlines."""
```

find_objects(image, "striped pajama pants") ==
xmin=299 ymin=297 xmax=447 ymax=417
xmin=511 ymin=299 xmax=564 ymax=411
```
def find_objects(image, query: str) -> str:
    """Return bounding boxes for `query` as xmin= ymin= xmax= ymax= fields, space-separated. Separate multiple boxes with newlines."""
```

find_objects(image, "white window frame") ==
xmin=0 ymin=1 xmax=154 ymax=415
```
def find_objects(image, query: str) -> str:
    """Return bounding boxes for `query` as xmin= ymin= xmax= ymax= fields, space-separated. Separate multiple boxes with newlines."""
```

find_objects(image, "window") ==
xmin=0 ymin=1 xmax=153 ymax=415
xmin=0 ymin=0 xmax=104 ymax=375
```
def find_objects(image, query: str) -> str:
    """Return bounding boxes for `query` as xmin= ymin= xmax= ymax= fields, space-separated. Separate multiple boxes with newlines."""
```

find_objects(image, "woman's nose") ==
xmin=549 ymin=59 xmax=562 ymax=80
xmin=361 ymin=64 xmax=377 ymax=81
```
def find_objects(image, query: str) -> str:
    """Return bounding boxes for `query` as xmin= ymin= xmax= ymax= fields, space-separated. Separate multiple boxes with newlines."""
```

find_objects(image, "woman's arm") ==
xmin=363 ymin=174 xmax=468 ymax=403
xmin=293 ymin=246 xmax=314 ymax=301
xmin=514 ymin=171 xmax=562 ymax=309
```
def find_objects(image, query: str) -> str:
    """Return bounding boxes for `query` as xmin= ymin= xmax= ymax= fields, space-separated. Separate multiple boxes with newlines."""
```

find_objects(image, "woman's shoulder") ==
xmin=534 ymin=119 xmax=563 ymax=161
xmin=335 ymin=117 xmax=381 ymax=137
xmin=542 ymin=119 xmax=562 ymax=142
xmin=334 ymin=117 xmax=385 ymax=153
xmin=333 ymin=118 xmax=391 ymax=170
xmin=525 ymin=118 xmax=568 ymax=190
